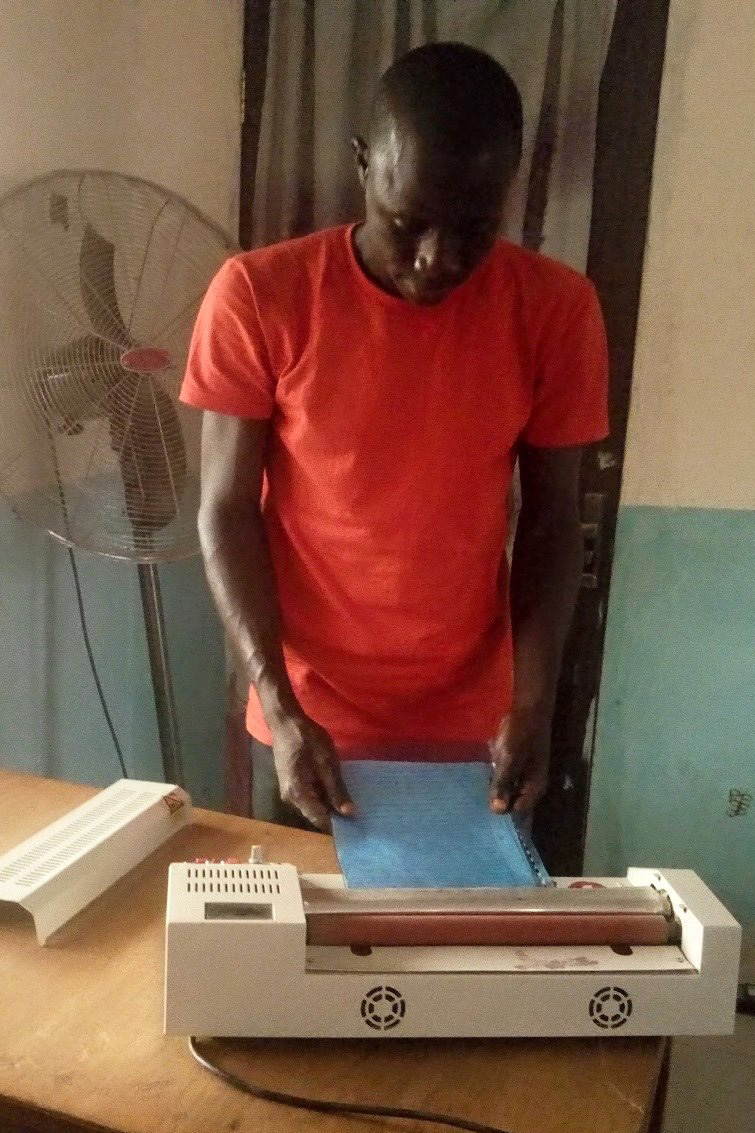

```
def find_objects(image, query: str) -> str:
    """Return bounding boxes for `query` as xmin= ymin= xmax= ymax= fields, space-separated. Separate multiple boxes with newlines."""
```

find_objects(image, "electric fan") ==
xmin=0 ymin=170 xmax=236 ymax=784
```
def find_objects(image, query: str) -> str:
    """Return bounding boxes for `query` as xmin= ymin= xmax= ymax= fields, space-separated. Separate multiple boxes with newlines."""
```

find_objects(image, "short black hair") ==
xmin=370 ymin=42 xmax=523 ymax=172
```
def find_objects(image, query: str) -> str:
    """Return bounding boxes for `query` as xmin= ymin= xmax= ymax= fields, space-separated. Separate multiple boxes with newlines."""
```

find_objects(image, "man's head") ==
xmin=352 ymin=42 xmax=522 ymax=306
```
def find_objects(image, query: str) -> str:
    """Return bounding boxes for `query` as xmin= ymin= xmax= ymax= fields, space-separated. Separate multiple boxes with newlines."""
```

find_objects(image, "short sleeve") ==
xmin=179 ymin=256 xmax=275 ymax=419
xmin=522 ymin=279 xmax=609 ymax=447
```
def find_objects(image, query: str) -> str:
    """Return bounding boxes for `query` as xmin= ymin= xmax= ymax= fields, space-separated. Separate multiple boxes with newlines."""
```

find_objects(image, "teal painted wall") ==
xmin=0 ymin=503 xmax=225 ymax=809
xmin=586 ymin=506 xmax=755 ymax=924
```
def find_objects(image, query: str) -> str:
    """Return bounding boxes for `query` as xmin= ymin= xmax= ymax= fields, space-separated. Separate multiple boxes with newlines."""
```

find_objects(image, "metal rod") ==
xmin=137 ymin=562 xmax=185 ymax=787
xmin=301 ymin=884 xmax=673 ymax=918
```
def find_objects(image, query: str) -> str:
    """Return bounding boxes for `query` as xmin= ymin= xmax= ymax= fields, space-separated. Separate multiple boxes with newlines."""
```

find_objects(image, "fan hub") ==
xmin=120 ymin=346 xmax=172 ymax=374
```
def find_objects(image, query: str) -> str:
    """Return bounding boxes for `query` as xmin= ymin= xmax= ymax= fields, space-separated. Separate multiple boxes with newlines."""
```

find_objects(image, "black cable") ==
xmin=737 ymin=982 xmax=755 ymax=1015
xmin=67 ymin=545 xmax=129 ymax=779
xmin=189 ymin=1036 xmax=514 ymax=1133
xmin=43 ymin=411 xmax=128 ymax=780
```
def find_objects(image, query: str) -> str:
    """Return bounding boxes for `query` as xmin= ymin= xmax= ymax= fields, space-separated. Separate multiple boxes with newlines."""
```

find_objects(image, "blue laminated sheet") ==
xmin=332 ymin=761 xmax=550 ymax=889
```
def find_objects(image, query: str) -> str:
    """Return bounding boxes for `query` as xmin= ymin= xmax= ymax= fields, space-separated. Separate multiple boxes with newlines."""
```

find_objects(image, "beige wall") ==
xmin=621 ymin=0 xmax=755 ymax=511
xmin=0 ymin=0 xmax=242 ymax=492
xmin=0 ymin=0 xmax=242 ymax=232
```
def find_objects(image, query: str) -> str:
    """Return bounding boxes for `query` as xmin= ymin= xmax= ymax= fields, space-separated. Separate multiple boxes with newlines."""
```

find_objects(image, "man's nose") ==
xmin=414 ymin=229 xmax=462 ymax=281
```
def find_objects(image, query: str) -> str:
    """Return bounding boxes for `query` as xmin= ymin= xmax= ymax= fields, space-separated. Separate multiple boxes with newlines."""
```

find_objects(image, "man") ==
xmin=181 ymin=43 xmax=608 ymax=831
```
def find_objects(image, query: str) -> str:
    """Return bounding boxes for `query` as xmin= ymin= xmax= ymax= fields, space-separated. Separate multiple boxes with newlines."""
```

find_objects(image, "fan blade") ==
xmin=109 ymin=378 xmax=187 ymax=539
xmin=80 ymin=224 xmax=132 ymax=347
xmin=40 ymin=334 xmax=123 ymax=371
xmin=33 ymin=335 xmax=127 ymax=433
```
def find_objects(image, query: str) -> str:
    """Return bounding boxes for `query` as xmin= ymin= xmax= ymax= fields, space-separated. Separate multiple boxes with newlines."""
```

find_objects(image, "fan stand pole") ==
xmin=137 ymin=562 xmax=185 ymax=788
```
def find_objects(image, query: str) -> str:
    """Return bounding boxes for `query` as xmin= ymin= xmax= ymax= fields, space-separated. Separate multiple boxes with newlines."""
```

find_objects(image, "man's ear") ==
xmin=351 ymin=135 xmax=369 ymax=187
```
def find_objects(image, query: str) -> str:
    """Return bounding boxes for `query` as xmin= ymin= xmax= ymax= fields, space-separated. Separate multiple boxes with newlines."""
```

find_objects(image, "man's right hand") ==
xmin=270 ymin=713 xmax=355 ymax=831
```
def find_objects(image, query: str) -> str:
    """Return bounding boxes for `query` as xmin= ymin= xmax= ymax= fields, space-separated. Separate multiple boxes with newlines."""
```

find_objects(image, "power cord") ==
xmin=189 ymin=1036 xmax=514 ymax=1133
xmin=737 ymin=982 xmax=754 ymax=1015
xmin=45 ymin=412 xmax=128 ymax=780
xmin=67 ymin=545 xmax=129 ymax=779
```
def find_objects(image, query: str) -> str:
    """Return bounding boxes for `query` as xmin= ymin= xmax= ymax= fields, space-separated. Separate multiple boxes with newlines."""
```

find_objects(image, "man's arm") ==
xmin=197 ymin=410 xmax=354 ymax=829
xmin=490 ymin=443 xmax=584 ymax=814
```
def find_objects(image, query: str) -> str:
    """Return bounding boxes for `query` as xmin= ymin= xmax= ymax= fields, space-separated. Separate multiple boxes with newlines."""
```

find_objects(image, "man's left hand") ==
xmin=489 ymin=714 xmax=550 ymax=815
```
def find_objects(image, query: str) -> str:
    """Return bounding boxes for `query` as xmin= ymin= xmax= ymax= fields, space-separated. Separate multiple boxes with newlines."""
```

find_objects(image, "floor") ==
xmin=661 ymin=1012 xmax=754 ymax=1131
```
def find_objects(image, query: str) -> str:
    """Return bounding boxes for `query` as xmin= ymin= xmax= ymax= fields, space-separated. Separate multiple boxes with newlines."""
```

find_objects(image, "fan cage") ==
xmin=0 ymin=168 xmax=237 ymax=563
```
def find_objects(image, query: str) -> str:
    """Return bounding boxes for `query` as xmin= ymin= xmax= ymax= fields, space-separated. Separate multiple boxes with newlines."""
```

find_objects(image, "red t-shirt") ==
xmin=180 ymin=224 xmax=608 ymax=749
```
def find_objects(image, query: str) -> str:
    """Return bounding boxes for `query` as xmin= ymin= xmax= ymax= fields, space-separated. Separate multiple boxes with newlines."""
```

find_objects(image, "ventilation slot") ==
xmin=0 ymin=787 xmax=151 ymax=890
xmin=0 ymin=789 xmax=141 ymax=883
xmin=184 ymin=864 xmax=282 ymax=895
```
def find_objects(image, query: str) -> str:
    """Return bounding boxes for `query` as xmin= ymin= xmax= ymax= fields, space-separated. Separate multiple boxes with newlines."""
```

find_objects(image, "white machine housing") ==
xmin=0 ymin=779 xmax=191 ymax=944
xmin=164 ymin=863 xmax=740 ymax=1039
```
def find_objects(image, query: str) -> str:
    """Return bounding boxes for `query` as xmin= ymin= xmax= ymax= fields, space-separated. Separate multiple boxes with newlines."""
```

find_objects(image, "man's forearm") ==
xmin=509 ymin=506 xmax=583 ymax=727
xmin=198 ymin=502 xmax=301 ymax=731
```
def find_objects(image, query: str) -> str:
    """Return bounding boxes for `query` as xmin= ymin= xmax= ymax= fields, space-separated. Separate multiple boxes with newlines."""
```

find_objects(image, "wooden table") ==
xmin=0 ymin=771 xmax=669 ymax=1133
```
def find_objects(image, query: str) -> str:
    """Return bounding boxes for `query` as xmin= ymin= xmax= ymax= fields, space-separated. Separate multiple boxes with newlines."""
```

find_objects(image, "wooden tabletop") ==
xmin=0 ymin=771 xmax=666 ymax=1133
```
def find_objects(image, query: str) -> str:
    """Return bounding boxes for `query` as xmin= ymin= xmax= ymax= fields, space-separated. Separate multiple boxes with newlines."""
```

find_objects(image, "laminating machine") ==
xmin=0 ymin=775 xmax=738 ymax=1041
xmin=163 ymin=858 xmax=741 ymax=1038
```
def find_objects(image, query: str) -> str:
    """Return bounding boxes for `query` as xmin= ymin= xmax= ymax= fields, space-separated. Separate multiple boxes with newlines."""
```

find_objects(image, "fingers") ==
xmin=283 ymin=761 xmax=332 ymax=831
xmin=490 ymin=720 xmax=549 ymax=817
xmin=490 ymin=767 xmax=546 ymax=816
xmin=491 ymin=789 xmax=518 ymax=813
xmin=490 ymin=759 xmax=517 ymax=813
xmin=301 ymin=719 xmax=355 ymax=817
xmin=274 ymin=717 xmax=355 ymax=830
xmin=511 ymin=777 xmax=546 ymax=815
xmin=290 ymin=793 xmax=332 ymax=833
xmin=313 ymin=746 xmax=355 ymax=816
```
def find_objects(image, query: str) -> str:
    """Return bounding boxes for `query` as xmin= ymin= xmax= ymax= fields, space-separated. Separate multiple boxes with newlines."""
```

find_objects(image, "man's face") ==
xmin=354 ymin=117 xmax=513 ymax=306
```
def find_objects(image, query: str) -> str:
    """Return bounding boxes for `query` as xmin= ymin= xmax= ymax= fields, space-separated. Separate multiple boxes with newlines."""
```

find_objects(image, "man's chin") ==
xmin=399 ymin=281 xmax=456 ymax=306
